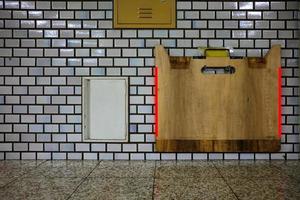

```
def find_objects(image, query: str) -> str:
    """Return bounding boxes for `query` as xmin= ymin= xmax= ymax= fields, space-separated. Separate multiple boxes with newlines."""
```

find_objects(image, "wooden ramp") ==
xmin=155 ymin=45 xmax=281 ymax=152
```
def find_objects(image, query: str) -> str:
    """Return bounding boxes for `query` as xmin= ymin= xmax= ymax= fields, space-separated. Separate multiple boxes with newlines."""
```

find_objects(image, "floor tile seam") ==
xmin=65 ymin=160 xmax=102 ymax=200
xmin=0 ymin=177 xmax=19 ymax=189
xmin=33 ymin=159 xmax=49 ymax=169
xmin=0 ymin=159 xmax=49 ymax=188
xmin=212 ymin=161 xmax=240 ymax=200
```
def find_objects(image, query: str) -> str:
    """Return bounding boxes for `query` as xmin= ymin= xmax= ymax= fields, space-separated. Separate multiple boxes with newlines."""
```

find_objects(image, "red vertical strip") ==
xmin=155 ymin=66 xmax=158 ymax=137
xmin=278 ymin=67 xmax=282 ymax=138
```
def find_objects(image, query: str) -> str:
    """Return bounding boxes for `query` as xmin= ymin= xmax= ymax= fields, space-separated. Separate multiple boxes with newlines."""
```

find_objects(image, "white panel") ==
xmin=83 ymin=77 xmax=128 ymax=142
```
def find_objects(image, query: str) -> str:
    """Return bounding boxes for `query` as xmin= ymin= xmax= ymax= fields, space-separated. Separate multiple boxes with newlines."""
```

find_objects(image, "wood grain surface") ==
xmin=155 ymin=45 xmax=281 ymax=152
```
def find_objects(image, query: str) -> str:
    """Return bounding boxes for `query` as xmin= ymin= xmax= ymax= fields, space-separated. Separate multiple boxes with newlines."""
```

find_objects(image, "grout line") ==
xmin=66 ymin=160 xmax=102 ymax=200
xmin=212 ymin=161 xmax=240 ymax=200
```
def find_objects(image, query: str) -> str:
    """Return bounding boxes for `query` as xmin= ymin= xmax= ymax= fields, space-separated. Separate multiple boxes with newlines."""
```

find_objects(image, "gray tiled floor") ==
xmin=0 ymin=160 xmax=299 ymax=200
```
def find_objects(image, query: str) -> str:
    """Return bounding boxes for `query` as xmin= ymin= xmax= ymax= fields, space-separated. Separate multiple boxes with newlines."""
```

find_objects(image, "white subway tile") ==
xmin=271 ymin=153 xmax=286 ymax=160
xmin=6 ymin=152 xmax=20 ymax=159
xmin=130 ymin=153 xmax=145 ymax=160
xmin=5 ymin=1 xmax=19 ymax=9
xmin=84 ymin=153 xmax=97 ymax=160
xmin=177 ymin=20 xmax=192 ymax=28
xmin=216 ymin=30 xmax=231 ymax=38
xmin=216 ymin=11 xmax=231 ymax=19
xmin=98 ymin=21 xmax=112 ymax=29
xmin=239 ymin=2 xmax=253 ymax=10
xmin=37 ymin=153 xmax=51 ymax=159
xmin=36 ymin=1 xmax=50 ymax=9
xmin=263 ymin=11 xmax=277 ymax=20
xmin=278 ymin=11 xmax=294 ymax=19
xmin=232 ymin=30 xmax=246 ymax=38
xmin=5 ymin=134 xmax=19 ymax=142
xmin=145 ymin=153 xmax=159 ymax=160
xmin=130 ymin=134 xmax=145 ymax=142
xmin=83 ymin=1 xmax=97 ymax=10
xmin=255 ymin=153 xmax=270 ymax=160
xmin=248 ymin=30 xmax=262 ymax=38
xmin=52 ymin=153 xmax=67 ymax=160
xmin=99 ymin=153 xmax=113 ymax=160
xmin=138 ymin=144 xmax=152 ymax=152
xmin=209 ymin=153 xmax=223 ymax=160
xmin=43 ymin=106 xmax=58 ymax=115
xmin=52 ymin=133 xmax=66 ymax=142
xmin=21 ymin=1 xmax=35 ymax=9
xmin=44 ymin=11 xmax=58 ymax=19
xmin=138 ymin=30 xmax=152 ymax=38
xmin=67 ymin=153 xmax=82 ymax=160
xmin=36 ymin=134 xmax=51 ymax=142
xmin=52 ymin=1 xmax=66 ymax=10
xmin=90 ymin=11 xmax=105 ymax=20
xmin=0 ymin=49 xmax=12 ymax=57
xmin=21 ymin=134 xmax=35 ymax=142
xmin=115 ymin=153 xmax=129 ymax=160
xmin=286 ymin=153 xmax=299 ymax=160
xmin=271 ymin=2 xmax=285 ymax=10
xmin=98 ymin=2 xmax=112 ymax=10
xmin=22 ymin=152 xmax=36 ymax=159
xmin=5 ymin=115 xmax=18 ymax=124
xmin=177 ymin=2 xmax=191 ymax=10
xmin=201 ymin=30 xmax=215 ymax=38
xmin=208 ymin=2 xmax=222 ymax=10
xmin=67 ymin=1 xmax=81 ymax=10
xmin=193 ymin=2 xmax=207 ymax=10
xmin=90 ymin=144 xmax=105 ymax=152
xmin=224 ymin=153 xmax=239 ymax=159
xmin=107 ymin=144 xmax=121 ymax=152
xmin=29 ymin=143 xmax=43 ymax=151
xmin=240 ymin=153 xmax=255 ymax=160
xmin=60 ymin=143 xmax=74 ymax=152
xmin=14 ymin=143 xmax=28 ymax=151
xmin=255 ymin=2 xmax=269 ymax=10
xmin=91 ymin=68 xmax=105 ymax=75
xmin=76 ymin=143 xmax=90 ymax=152
xmin=185 ymin=11 xmax=199 ymax=19
xmin=161 ymin=153 xmax=176 ymax=160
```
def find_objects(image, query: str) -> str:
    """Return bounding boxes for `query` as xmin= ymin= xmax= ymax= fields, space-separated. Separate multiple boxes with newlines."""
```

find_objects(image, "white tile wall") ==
xmin=0 ymin=0 xmax=299 ymax=160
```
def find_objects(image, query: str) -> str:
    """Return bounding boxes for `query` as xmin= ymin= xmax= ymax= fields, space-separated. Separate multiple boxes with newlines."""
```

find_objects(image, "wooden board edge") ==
xmin=156 ymin=139 xmax=281 ymax=152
